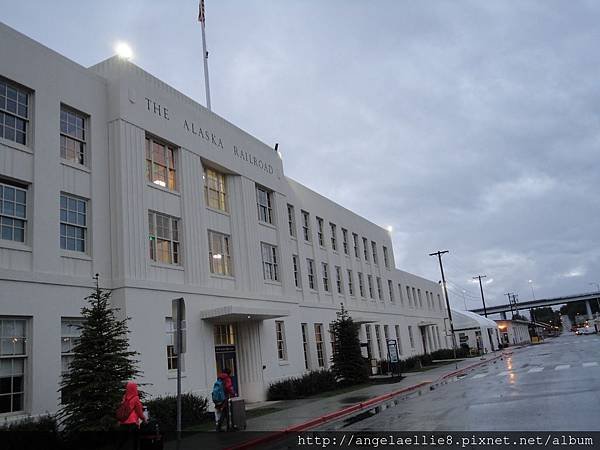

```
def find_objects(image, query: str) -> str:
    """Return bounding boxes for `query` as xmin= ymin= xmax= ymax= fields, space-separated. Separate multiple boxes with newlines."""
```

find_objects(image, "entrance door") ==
xmin=419 ymin=327 xmax=428 ymax=354
xmin=215 ymin=346 xmax=238 ymax=394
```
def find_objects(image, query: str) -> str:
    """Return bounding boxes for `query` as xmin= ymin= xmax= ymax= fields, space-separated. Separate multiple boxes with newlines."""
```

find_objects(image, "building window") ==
xmin=412 ymin=288 xmax=417 ymax=308
xmin=148 ymin=211 xmax=180 ymax=265
xmin=314 ymin=323 xmax=325 ymax=368
xmin=371 ymin=241 xmax=378 ymax=265
xmin=342 ymin=229 xmax=349 ymax=254
xmin=301 ymin=211 xmax=311 ymax=241
xmin=417 ymin=289 xmax=423 ymax=308
xmin=0 ymin=318 xmax=26 ymax=413
xmin=353 ymin=233 xmax=359 ymax=258
xmin=256 ymin=185 xmax=273 ymax=224
xmin=292 ymin=255 xmax=301 ymax=288
xmin=347 ymin=270 xmax=354 ymax=296
xmin=365 ymin=325 xmax=373 ymax=359
xmin=406 ymin=286 xmax=412 ymax=307
xmin=316 ymin=217 xmax=324 ymax=246
xmin=301 ymin=323 xmax=310 ymax=369
xmin=261 ymin=243 xmax=279 ymax=281
xmin=0 ymin=181 xmax=27 ymax=243
xmin=376 ymin=277 xmax=383 ymax=300
xmin=358 ymin=272 xmax=365 ymax=297
xmin=408 ymin=325 xmax=415 ymax=348
xmin=287 ymin=204 xmax=296 ymax=237
xmin=329 ymin=323 xmax=338 ymax=355
xmin=0 ymin=80 xmax=28 ymax=145
xmin=395 ymin=325 xmax=403 ymax=355
xmin=145 ymin=136 xmax=177 ymax=191
xmin=438 ymin=294 xmax=443 ymax=309
xmin=60 ymin=319 xmax=82 ymax=378
xmin=60 ymin=106 xmax=87 ymax=166
xmin=307 ymin=259 xmax=316 ymax=290
xmin=383 ymin=246 xmax=390 ymax=268
xmin=367 ymin=275 xmax=374 ymax=299
xmin=388 ymin=280 xmax=395 ymax=303
xmin=322 ymin=262 xmax=330 ymax=292
xmin=165 ymin=318 xmax=178 ymax=370
xmin=330 ymin=223 xmax=337 ymax=251
xmin=60 ymin=194 xmax=87 ymax=253
xmin=398 ymin=284 xmax=404 ymax=305
xmin=335 ymin=266 xmax=343 ymax=294
xmin=203 ymin=167 xmax=227 ymax=212
xmin=362 ymin=237 xmax=369 ymax=261
xmin=208 ymin=231 xmax=233 ymax=276
xmin=275 ymin=321 xmax=288 ymax=360
xmin=383 ymin=325 xmax=390 ymax=352
xmin=214 ymin=324 xmax=236 ymax=346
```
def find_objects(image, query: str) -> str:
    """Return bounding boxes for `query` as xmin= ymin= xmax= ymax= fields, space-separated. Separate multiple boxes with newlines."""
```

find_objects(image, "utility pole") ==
xmin=429 ymin=250 xmax=457 ymax=366
xmin=505 ymin=292 xmax=513 ymax=318
xmin=473 ymin=275 xmax=488 ymax=317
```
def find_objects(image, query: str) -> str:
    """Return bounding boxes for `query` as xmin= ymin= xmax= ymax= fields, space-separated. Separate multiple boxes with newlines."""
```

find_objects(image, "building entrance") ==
xmin=214 ymin=324 xmax=239 ymax=394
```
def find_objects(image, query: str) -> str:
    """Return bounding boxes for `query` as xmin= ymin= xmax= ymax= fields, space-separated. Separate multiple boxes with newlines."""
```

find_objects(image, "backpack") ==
xmin=212 ymin=379 xmax=226 ymax=403
xmin=116 ymin=402 xmax=133 ymax=422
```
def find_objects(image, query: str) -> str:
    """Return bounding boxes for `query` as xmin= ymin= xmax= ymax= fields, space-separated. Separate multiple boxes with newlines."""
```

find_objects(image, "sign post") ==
xmin=172 ymin=298 xmax=186 ymax=441
xmin=386 ymin=339 xmax=400 ymax=378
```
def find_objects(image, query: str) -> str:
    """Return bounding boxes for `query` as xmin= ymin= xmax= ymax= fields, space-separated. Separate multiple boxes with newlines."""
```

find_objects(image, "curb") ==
xmin=226 ymin=352 xmax=510 ymax=450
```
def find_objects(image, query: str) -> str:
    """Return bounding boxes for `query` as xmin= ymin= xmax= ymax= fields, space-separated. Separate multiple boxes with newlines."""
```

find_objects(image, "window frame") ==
xmin=203 ymin=166 xmax=228 ymax=212
xmin=256 ymin=185 xmax=274 ymax=224
xmin=347 ymin=269 xmax=354 ymax=296
xmin=383 ymin=246 xmax=390 ymax=268
xmin=301 ymin=323 xmax=310 ymax=370
xmin=275 ymin=321 xmax=287 ymax=361
xmin=261 ymin=242 xmax=279 ymax=282
xmin=321 ymin=262 xmax=330 ymax=292
xmin=316 ymin=217 xmax=324 ymax=247
xmin=0 ymin=79 xmax=29 ymax=146
xmin=362 ymin=237 xmax=369 ymax=261
xmin=60 ymin=193 xmax=88 ymax=253
xmin=292 ymin=254 xmax=301 ymax=288
xmin=208 ymin=230 xmax=233 ymax=276
xmin=314 ymin=323 xmax=326 ymax=368
xmin=335 ymin=265 xmax=343 ymax=294
xmin=371 ymin=241 xmax=378 ymax=265
xmin=0 ymin=180 xmax=27 ymax=244
xmin=60 ymin=105 xmax=88 ymax=167
xmin=388 ymin=280 xmax=395 ymax=303
xmin=287 ymin=204 xmax=296 ymax=237
xmin=358 ymin=272 xmax=365 ymax=297
xmin=0 ymin=317 xmax=27 ymax=414
xmin=330 ymin=222 xmax=337 ymax=251
xmin=145 ymin=135 xmax=177 ymax=191
xmin=352 ymin=233 xmax=360 ymax=258
xmin=301 ymin=210 xmax=311 ymax=242
xmin=307 ymin=258 xmax=316 ymax=290
xmin=367 ymin=275 xmax=374 ymax=299
xmin=148 ymin=211 xmax=181 ymax=265
xmin=342 ymin=228 xmax=349 ymax=254
xmin=376 ymin=277 xmax=383 ymax=300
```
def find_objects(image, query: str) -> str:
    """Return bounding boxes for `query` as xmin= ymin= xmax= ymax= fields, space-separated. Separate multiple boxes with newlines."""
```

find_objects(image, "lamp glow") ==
xmin=386 ymin=225 xmax=393 ymax=233
xmin=115 ymin=42 xmax=133 ymax=60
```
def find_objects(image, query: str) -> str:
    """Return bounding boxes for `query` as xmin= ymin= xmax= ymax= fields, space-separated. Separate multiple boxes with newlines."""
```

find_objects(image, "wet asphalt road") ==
xmin=336 ymin=333 xmax=600 ymax=431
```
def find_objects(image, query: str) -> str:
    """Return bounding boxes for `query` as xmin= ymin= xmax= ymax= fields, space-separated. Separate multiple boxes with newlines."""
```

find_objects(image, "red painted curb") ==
xmin=227 ymin=353 xmax=512 ymax=450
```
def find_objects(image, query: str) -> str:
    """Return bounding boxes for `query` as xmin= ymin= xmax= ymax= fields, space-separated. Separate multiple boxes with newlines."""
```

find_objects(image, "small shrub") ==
xmin=267 ymin=370 xmax=337 ymax=400
xmin=146 ymin=393 xmax=208 ymax=431
xmin=0 ymin=415 xmax=60 ymax=450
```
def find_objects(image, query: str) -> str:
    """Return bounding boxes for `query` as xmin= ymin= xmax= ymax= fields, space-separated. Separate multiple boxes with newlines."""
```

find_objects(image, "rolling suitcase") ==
xmin=228 ymin=398 xmax=246 ymax=430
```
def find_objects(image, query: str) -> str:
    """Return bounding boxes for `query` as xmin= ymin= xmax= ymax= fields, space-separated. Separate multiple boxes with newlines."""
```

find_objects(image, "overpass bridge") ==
xmin=470 ymin=291 xmax=600 ymax=319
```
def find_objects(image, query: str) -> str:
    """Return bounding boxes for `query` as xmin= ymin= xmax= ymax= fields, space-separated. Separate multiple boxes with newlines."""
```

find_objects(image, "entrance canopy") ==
xmin=451 ymin=309 xmax=498 ymax=331
xmin=199 ymin=305 xmax=289 ymax=324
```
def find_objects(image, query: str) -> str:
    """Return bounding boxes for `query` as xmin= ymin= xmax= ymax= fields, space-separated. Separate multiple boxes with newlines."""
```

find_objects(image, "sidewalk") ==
xmin=165 ymin=351 xmax=509 ymax=450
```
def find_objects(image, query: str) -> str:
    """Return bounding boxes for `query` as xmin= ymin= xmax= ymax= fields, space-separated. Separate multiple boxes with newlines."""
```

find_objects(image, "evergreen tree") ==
xmin=58 ymin=280 xmax=141 ymax=435
xmin=330 ymin=304 xmax=370 ymax=385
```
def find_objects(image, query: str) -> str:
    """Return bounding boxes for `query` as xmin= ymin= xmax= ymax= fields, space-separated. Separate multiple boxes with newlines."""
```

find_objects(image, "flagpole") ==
xmin=200 ymin=9 xmax=212 ymax=111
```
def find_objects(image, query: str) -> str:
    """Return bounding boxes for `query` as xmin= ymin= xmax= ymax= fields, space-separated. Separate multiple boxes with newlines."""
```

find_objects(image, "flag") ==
xmin=198 ymin=0 xmax=205 ymax=24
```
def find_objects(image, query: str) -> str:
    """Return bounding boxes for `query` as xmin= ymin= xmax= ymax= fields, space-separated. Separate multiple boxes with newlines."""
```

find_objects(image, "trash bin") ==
xmin=229 ymin=398 xmax=247 ymax=431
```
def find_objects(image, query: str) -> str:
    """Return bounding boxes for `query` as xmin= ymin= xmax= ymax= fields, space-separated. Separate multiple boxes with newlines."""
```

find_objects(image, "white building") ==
xmin=0 ymin=22 xmax=450 ymax=418
xmin=495 ymin=319 xmax=532 ymax=346
xmin=452 ymin=309 xmax=500 ymax=354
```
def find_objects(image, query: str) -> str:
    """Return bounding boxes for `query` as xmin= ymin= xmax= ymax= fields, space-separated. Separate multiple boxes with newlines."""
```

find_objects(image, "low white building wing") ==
xmin=452 ymin=309 xmax=500 ymax=353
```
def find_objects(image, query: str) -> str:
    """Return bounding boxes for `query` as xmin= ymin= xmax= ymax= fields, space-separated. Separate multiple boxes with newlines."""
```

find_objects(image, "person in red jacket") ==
xmin=215 ymin=368 xmax=236 ymax=431
xmin=117 ymin=382 xmax=146 ymax=449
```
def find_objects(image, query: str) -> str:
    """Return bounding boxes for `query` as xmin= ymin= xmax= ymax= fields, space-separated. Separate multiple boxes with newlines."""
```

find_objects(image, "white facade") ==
xmin=496 ymin=320 xmax=532 ymax=346
xmin=0 ymin=23 xmax=449 ymax=418
xmin=452 ymin=309 xmax=500 ymax=353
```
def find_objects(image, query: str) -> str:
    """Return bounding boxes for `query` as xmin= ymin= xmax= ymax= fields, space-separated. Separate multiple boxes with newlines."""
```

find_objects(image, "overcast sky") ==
xmin=4 ymin=1 xmax=599 ymax=311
